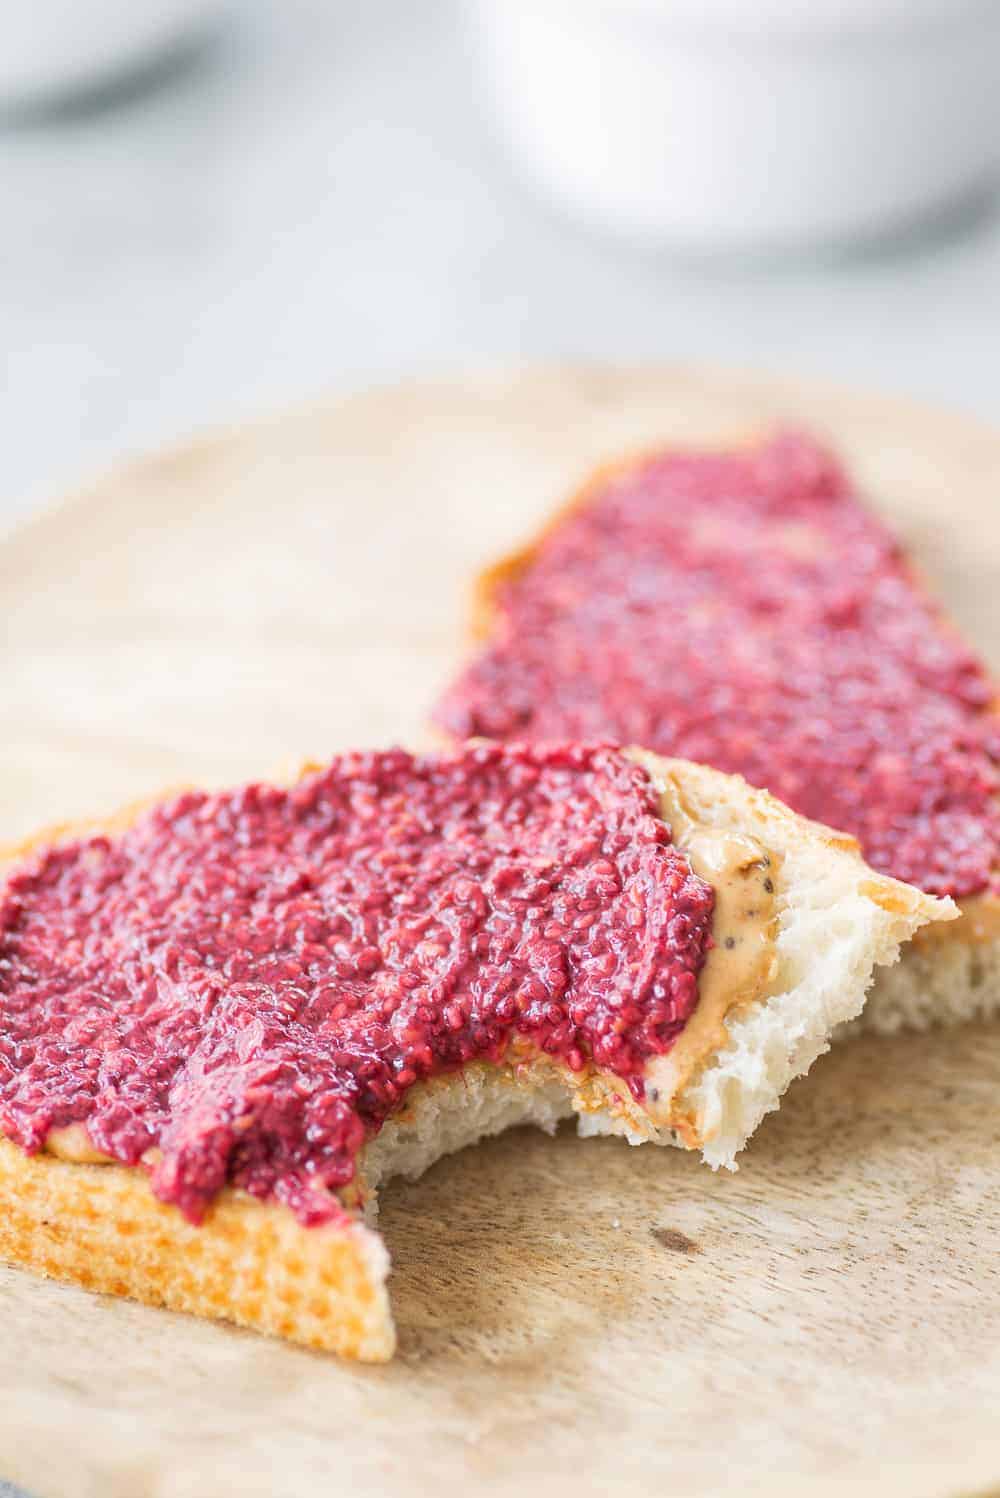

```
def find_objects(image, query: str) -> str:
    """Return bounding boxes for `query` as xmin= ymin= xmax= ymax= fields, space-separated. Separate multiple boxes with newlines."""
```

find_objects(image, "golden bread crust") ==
xmin=0 ymin=1135 xmax=394 ymax=1360
xmin=0 ymin=785 xmax=400 ymax=1360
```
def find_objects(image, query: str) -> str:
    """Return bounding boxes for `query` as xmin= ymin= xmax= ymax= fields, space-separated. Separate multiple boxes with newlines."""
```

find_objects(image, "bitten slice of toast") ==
xmin=0 ymin=749 xmax=950 ymax=1360
xmin=435 ymin=432 xmax=1000 ymax=1035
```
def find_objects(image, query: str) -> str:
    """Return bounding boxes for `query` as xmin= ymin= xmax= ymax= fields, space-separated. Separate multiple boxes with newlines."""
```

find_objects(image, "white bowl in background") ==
xmin=0 ymin=0 xmax=224 ymax=109
xmin=468 ymin=0 xmax=1000 ymax=253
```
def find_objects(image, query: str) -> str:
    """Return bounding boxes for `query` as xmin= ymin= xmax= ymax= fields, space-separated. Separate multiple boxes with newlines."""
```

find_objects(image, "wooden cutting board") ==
xmin=2 ymin=366 xmax=999 ymax=1498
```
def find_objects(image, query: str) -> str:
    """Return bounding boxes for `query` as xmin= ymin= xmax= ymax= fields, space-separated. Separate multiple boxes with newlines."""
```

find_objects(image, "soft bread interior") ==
xmin=628 ymin=754 xmax=953 ymax=1167
xmin=858 ymin=930 xmax=1000 ymax=1036
xmin=361 ymin=1062 xmax=574 ymax=1205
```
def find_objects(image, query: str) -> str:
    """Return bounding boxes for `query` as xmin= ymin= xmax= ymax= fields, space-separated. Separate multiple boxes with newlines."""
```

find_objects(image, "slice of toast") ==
xmin=0 ymin=748 xmax=949 ymax=1360
xmin=434 ymin=432 xmax=999 ymax=1035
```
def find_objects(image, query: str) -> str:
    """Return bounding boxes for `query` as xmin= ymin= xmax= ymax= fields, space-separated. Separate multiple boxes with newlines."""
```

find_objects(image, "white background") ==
xmin=1 ymin=0 xmax=999 ymax=534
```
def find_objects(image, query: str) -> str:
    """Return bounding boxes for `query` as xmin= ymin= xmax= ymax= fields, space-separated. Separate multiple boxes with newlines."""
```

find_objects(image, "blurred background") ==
xmin=2 ymin=0 xmax=1000 ymax=530
xmin=2 ymin=8 xmax=1000 ymax=1495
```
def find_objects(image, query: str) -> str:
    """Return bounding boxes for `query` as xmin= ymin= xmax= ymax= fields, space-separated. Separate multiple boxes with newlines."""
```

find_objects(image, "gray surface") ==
xmin=0 ymin=4 xmax=999 ymax=1496
xmin=1 ymin=0 xmax=1000 ymax=536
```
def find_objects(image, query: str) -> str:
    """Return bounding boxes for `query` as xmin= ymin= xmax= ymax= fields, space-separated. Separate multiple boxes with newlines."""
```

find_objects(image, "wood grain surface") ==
xmin=1 ymin=366 xmax=999 ymax=1498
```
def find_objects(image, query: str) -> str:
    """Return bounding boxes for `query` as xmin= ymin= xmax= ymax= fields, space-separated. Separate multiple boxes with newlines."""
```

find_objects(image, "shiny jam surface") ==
xmin=437 ymin=434 xmax=999 ymax=898
xmin=0 ymin=744 xmax=713 ymax=1225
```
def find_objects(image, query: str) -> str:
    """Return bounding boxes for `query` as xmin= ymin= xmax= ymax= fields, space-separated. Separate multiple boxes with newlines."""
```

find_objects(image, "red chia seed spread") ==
xmin=436 ymin=434 xmax=999 ymax=899
xmin=0 ymin=744 xmax=713 ymax=1227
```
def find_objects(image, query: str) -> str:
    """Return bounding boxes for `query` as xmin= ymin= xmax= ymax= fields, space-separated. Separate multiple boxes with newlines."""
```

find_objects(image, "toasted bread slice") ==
xmin=435 ymin=433 xmax=999 ymax=1035
xmin=0 ymin=750 xmax=950 ymax=1359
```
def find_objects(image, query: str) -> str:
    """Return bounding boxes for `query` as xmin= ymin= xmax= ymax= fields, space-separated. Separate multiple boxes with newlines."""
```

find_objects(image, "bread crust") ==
xmin=463 ymin=441 xmax=1000 ymax=1031
xmin=0 ymin=753 xmax=949 ymax=1357
xmin=0 ymin=1134 xmax=394 ymax=1360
